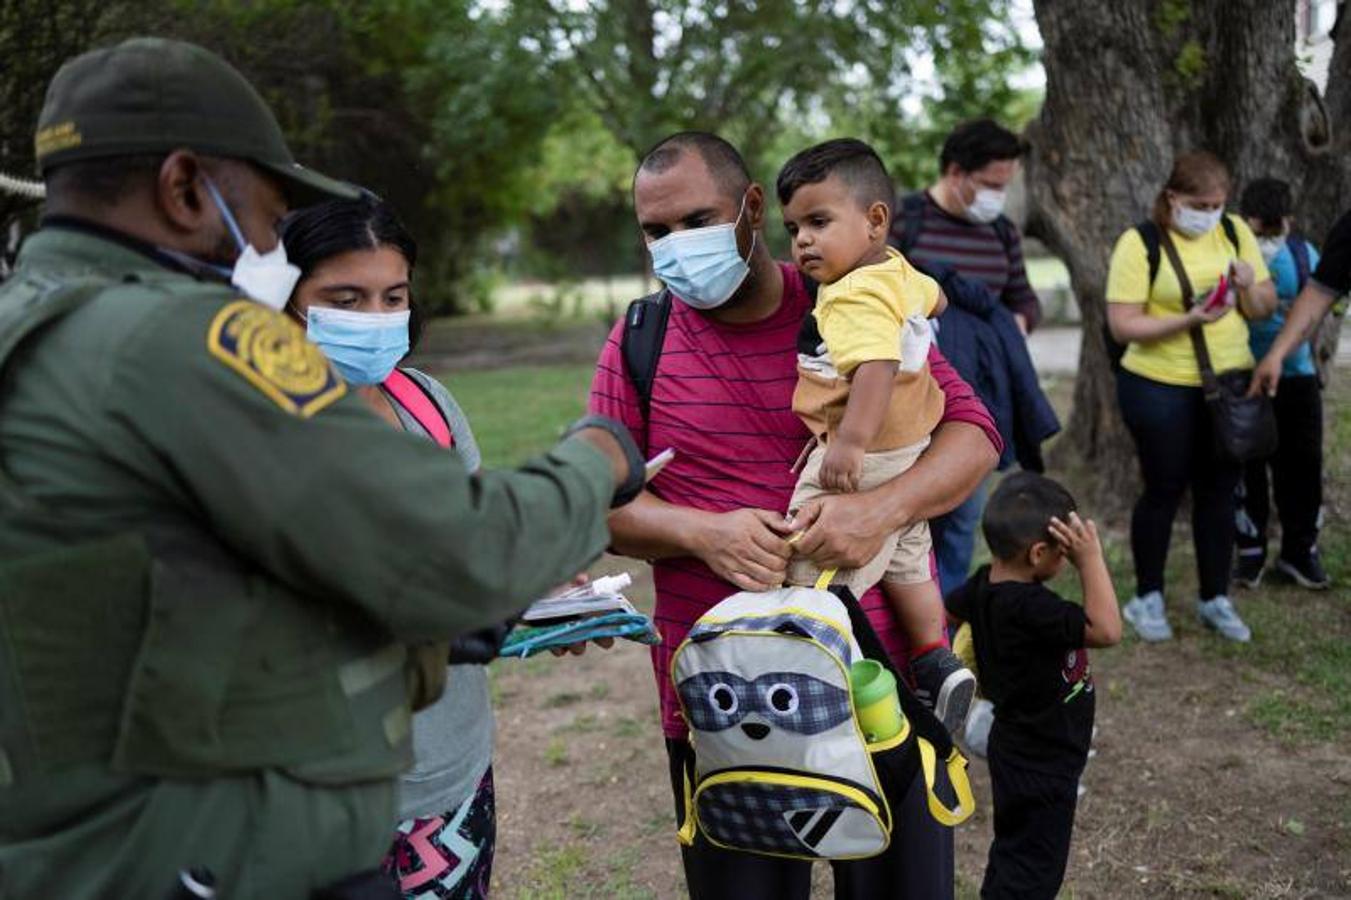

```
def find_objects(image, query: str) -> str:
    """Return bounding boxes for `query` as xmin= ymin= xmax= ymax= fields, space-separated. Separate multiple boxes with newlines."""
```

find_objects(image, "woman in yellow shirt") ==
xmin=1105 ymin=151 xmax=1275 ymax=644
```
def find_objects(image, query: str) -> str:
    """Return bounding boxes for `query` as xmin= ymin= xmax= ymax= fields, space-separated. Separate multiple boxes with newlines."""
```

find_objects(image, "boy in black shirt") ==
xmin=945 ymin=472 xmax=1122 ymax=900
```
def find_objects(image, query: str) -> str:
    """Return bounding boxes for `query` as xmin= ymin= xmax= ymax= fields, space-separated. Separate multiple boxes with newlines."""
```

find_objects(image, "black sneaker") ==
xmin=1233 ymin=551 xmax=1266 ymax=589
xmin=911 ymin=648 xmax=977 ymax=736
xmin=1275 ymin=550 xmax=1331 ymax=590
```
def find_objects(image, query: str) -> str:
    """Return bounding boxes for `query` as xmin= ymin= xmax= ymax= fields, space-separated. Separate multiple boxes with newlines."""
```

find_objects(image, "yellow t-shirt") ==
xmin=814 ymin=247 xmax=940 ymax=376
xmin=1105 ymin=214 xmax=1270 ymax=386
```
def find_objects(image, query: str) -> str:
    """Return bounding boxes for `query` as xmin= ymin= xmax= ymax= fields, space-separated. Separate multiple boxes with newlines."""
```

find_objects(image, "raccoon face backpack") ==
xmin=670 ymin=577 xmax=974 ymax=861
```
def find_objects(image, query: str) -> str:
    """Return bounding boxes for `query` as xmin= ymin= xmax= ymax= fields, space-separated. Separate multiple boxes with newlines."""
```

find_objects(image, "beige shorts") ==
xmin=786 ymin=437 xmax=932 ymax=597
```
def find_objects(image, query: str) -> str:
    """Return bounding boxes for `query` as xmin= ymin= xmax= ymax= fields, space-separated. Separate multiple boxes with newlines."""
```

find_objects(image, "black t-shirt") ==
xmin=1312 ymin=208 xmax=1351 ymax=296
xmin=946 ymin=565 xmax=1094 ymax=776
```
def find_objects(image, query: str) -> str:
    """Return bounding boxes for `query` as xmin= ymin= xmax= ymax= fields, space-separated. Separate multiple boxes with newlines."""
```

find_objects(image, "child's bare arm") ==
xmin=1049 ymin=512 xmax=1122 ymax=648
xmin=819 ymin=360 xmax=896 ymax=492
xmin=932 ymin=287 xmax=949 ymax=317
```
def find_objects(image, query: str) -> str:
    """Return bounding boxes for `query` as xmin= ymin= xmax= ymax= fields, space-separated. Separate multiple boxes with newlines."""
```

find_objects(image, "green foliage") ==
xmin=5 ymin=0 xmax=1037 ymax=307
xmin=1173 ymin=39 xmax=1208 ymax=88
xmin=1153 ymin=0 xmax=1192 ymax=38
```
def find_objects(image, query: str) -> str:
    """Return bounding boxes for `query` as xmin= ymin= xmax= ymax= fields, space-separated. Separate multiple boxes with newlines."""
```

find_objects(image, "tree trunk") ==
xmin=1023 ymin=0 xmax=1347 ymax=510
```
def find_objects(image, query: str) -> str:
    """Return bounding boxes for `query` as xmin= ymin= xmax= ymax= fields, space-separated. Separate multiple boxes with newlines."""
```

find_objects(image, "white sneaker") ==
xmin=1197 ymin=595 xmax=1252 ymax=642
xmin=962 ymin=698 xmax=994 ymax=758
xmin=1122 ymin=591 xmax=1173 ymax=642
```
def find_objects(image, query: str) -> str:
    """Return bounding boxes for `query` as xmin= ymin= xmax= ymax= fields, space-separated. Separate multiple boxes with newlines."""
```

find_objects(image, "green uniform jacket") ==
xmin=0 ymin=224 xmax=615 ymax=899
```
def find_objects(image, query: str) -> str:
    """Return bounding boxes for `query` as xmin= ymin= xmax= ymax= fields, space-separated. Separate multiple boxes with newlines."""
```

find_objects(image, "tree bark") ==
xmin=1024 ymin=0 xmax=1347 ymax=509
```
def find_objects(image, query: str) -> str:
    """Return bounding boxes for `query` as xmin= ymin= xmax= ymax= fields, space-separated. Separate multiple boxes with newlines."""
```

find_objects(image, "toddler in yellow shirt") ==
xmin=778 ymin=138 xmax=975 ymax=733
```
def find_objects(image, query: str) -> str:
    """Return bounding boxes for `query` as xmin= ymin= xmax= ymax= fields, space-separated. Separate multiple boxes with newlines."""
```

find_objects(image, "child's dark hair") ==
xmin=939 ymin=118 xmax=1024 ymax=174
xmin=982 ymin=472 xmax=1077 ymax=560
xmin=1238 ymin=177 xmax=1293 ymax=233
xmin=281 ymin=193 xmax=425 ymax=350
xmin=776 ymin=138 xmax=894 ymax=212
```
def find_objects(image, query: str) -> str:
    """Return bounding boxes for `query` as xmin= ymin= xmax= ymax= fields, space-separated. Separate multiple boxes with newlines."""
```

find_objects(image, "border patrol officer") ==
xmin=0 ymin=37 xmax=644 ymax=899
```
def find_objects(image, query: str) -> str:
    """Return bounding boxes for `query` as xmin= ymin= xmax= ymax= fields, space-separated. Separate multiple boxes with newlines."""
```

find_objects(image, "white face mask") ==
xmin=1256 ymin=236 xmax=1285 ymax=264
xmin=1173 ymin=204 xmax=1224 ymax=239
xmin=202 ymin=177 xmax=301 ymax=311
xmin=964 ymin=180 xmax=1007 ymax=224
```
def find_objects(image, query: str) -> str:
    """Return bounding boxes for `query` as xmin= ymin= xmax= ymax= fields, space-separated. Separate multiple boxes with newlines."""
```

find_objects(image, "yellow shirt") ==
xmin=814 ymin=247 xmax=940 ymax=376
xmin=1105 ymin=214 xmax=1270 ymax=387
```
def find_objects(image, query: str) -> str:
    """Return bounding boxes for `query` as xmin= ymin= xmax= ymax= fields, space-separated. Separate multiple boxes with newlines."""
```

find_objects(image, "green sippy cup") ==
xmin=850 ymin=659 xmax=903 ymax=744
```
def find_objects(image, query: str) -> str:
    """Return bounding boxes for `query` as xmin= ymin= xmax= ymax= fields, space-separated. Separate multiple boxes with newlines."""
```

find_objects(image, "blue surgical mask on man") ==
xmin=304 ymin=306 xmax=411 ymax=385
xmin=201 ymin=177 xmax=302 ymax=311
xmin=648 ymin=193 xmax=757 ymax=310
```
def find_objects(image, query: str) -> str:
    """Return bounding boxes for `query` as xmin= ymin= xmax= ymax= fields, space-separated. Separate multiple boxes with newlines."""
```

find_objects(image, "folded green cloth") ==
xmin=498 ymin=612 xmax=661 ymax=659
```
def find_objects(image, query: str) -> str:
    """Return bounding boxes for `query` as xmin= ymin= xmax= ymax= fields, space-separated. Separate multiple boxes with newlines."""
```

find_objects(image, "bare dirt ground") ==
xmin=456 ymin=329 xmax=1351 ymax=900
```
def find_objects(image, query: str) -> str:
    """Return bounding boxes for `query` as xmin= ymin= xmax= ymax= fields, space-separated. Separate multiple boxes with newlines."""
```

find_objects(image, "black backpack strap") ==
xmin=897 ymin=192 xmax=926 ymax=254
xmin=990 ymin=214 xmax=1017 ymax=257
xmin=1220 ymin=214 xmax=1240 ymax=256
xmin=1135 ymin=220 xmax=1162 ymax=287
xmin=620 ymin=289 xmax=672 ymax=424
xmin=829 ymin=586 xmax=955 ymax=760
xmin=1288 ymin=235 xmax=1311 ymax=290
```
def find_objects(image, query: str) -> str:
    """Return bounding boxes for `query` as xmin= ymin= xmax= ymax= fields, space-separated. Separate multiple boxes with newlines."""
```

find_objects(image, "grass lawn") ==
xmin=436 ymin=363 xmax=597 ymax=467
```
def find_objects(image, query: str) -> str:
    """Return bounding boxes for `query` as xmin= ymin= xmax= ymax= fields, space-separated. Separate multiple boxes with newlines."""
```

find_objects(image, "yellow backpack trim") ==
xmin=917 ymin=738 xmax=975 ymax=826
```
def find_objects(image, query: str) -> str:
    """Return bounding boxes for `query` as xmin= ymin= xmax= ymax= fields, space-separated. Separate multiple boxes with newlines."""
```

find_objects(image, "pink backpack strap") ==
xmin=383 ymin=369 xmax=453 ymax=448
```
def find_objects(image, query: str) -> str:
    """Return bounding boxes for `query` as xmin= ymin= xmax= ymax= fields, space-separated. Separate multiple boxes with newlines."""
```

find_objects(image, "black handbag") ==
xmin=1157 ymin=230 xmax=1278 ymax=463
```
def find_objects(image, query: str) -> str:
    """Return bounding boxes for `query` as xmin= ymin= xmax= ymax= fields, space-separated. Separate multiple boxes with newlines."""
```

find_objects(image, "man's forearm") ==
xmin=1269 ymin=283 xmax=1336 ymax=359
xmin=871 ymin=420 xmax=997 ymax=531
xmin=606 ymin=490 xmax=705 ymax=561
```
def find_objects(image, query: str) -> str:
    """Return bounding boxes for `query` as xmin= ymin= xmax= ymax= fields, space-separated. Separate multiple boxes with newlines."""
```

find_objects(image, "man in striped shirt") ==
xmin=891 ymin=118 xmax=1044 ymax=600
xmin=589 ymin=131 xmax=1002 ymax=900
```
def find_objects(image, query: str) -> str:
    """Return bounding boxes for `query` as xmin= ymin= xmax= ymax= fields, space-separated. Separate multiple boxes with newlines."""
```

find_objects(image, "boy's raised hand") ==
xmin=1048 ymin=511 xmax=1103 ymax=568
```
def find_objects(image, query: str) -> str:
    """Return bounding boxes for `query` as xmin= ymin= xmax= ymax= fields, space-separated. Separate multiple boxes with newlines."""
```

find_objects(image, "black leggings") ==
xmin=1117 ymin=369 xmax=1241 ymax=600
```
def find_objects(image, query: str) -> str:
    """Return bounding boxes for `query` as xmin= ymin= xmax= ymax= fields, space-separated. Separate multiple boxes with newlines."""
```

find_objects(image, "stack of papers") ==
xmin=519 ymin=574 xmax=637 ymax=624
xmin=500 ymin=573 xmax=661 ymax=659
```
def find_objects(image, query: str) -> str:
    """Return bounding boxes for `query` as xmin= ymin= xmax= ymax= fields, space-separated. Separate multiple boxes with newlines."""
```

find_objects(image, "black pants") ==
xmin=1236 ymin=375 xmax=1324 ymax=561
xmin=981 ymin=741 xmax=1079 ymax=900
xmin=666 ymin=739 xmax=954 ymax=900
xmin=1117 ymin=369 xmax=1242 ymax=600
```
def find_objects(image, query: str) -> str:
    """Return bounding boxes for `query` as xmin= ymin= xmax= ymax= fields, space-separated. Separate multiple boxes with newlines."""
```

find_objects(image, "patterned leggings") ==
xmin=383 ymin=767 xmax=496 ymax=899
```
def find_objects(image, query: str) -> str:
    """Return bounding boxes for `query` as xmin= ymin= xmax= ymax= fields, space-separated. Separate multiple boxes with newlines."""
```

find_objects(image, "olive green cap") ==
xmin=35 ymin=37 xmax=359 ymax=205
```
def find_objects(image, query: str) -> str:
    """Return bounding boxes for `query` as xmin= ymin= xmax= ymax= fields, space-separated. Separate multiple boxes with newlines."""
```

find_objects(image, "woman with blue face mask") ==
xmin=283 ymin=197 xmax=499 ymax=899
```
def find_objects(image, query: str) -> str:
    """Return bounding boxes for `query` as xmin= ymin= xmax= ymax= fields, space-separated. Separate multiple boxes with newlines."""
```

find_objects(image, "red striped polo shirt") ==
xmin=589 ymin=262 xmax=1002 ymax=739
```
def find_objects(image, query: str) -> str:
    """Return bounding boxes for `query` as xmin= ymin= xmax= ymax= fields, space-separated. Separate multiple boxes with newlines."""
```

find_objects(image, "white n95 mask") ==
xmin=203 ymin=177 xmax=302 ymax=311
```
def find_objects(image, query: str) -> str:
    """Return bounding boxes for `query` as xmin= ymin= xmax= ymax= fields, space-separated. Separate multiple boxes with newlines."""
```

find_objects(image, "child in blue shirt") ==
xmin=1235 ymin=178 xmax=1329 ymax=590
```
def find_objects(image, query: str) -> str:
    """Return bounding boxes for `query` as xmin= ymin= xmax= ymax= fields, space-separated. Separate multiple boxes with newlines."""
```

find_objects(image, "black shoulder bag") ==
xmin=1156 ymin=229 xmax=1278 ymax=462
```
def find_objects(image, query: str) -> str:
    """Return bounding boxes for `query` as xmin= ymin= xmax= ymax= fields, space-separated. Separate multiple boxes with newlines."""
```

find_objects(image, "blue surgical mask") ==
xmin=648 ymin=193 xmax=757 ymax=310
xmin=202 ymin=177 xmax=301 ymax=311
xmin=304 ymin=306 xmax=411 ymax=385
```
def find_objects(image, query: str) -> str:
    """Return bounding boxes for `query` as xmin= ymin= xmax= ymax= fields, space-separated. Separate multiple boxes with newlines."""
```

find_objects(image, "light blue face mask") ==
xmin=648 ymin=193 xmax=757 ymax=310
xmin=305 ymin=306 xmax=411 ymax=385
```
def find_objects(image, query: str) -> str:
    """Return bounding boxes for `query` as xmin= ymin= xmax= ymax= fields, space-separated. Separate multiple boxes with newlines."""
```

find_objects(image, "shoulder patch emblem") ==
xmin=207 ymin=300 xmax=346 ymax=417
